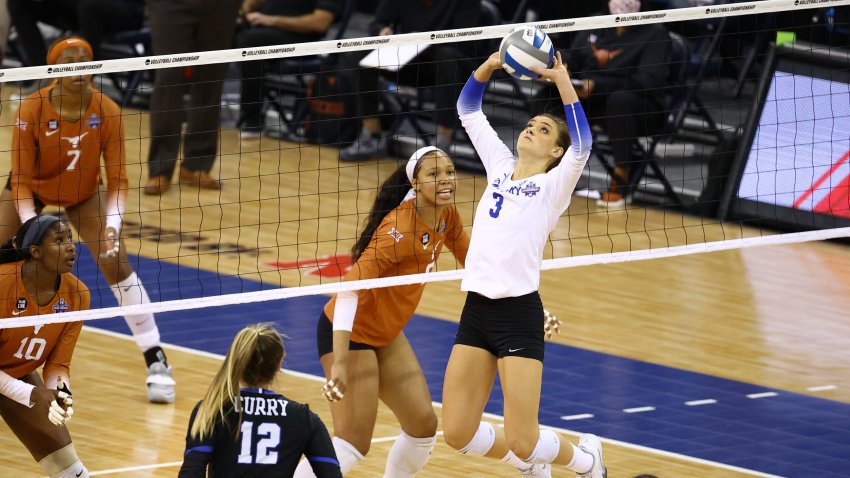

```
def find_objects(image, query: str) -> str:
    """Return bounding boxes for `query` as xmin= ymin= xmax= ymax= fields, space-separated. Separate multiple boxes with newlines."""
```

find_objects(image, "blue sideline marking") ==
xmin=72 ymin=250 xmax=850 ymax=477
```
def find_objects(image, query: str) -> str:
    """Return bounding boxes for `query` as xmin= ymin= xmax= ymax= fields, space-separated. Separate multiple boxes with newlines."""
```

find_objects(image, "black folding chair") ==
xmin=261 ymin=0 xmax=355 ymax=134
xmin=99 ymin=27 xmax=153 ymax=108
xmin=593 ymin=31 xmax=724 ymax=207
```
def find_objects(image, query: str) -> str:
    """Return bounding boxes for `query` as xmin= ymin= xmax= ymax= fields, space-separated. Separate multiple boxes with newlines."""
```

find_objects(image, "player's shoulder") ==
xmin=377 ymin=202 xmax=414 ymax=240
xmin=90 ymin=89 xmax=121 ymax=115
xmin=60 ymin=272 xmax=90 ymax=296
xmin=16 ymin=88 xmax=50 ymax=116
xmin=262 ymin=392 xmax=312 ymax=417
xmin=0 ymin=261 xmax=19 ymax=274
xmin=0 ymin=262 xmax=20 ymax=288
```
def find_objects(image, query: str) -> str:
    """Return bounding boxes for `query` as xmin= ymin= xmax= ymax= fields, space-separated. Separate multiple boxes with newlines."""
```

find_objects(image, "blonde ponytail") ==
xmin=190 ymin=323 xmax=285 ymax=440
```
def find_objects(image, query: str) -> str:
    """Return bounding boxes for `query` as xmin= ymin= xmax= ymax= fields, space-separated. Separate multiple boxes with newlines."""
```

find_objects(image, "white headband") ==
xmin=406 ymin=146 xmax=441 ymax=184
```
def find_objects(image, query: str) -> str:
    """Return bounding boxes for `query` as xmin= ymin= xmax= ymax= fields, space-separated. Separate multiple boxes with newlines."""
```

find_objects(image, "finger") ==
xmin=48 ymin=401 xmax=66 ymax=426
xmin=64 ymin=406 xmax=74 ymax=423
xmin=98 ymin=245 xmax=119 ymax=259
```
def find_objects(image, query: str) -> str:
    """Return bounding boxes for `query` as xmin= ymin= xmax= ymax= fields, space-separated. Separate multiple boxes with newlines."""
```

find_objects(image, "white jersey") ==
xmin=460 ymin=110 xmax=590 ymax=299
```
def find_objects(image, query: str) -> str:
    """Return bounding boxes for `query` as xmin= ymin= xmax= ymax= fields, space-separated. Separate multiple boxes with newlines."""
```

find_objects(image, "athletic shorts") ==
xmin=316 ymin=312 xmax=377 ymax=358
xmin=5 ymin=173 xmax=100 ymax=209
xmin=454 ymin=291 xmax=545 ymax=362
xmin=4 ymin=174 xmax=46 ymax=211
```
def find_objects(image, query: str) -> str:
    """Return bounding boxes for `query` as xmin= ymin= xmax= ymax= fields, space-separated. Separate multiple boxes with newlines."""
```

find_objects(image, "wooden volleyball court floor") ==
xmin=1 ymin=104 xmax=849 ymax=477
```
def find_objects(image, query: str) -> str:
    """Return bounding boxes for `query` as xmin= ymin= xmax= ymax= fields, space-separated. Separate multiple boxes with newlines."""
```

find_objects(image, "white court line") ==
xmin=623 ymin=406 xmax=656 ymax=413
xmin=685 ymin=399 xmax=718 ymax=406
xmin=747 ymin=392 xmax=778 ymax=399
xmin=78 ymin=327 xmax=784 ymax=478
xmin=807 ymin=385 xmax=838 ymax=392
xmin=560 ymin=413 xmax=595 ymax=421
xmin=88 ymin=461 xmax=183 ymax=476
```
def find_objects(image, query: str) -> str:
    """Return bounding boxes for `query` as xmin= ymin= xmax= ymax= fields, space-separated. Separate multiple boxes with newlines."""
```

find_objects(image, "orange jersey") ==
xmin=324 ymin=200 xmax=469 ymax=347
xmin=0 ymin=262 xmax=89 ymax=380
xmin=11 ymin=86 xmax=128 ymax=209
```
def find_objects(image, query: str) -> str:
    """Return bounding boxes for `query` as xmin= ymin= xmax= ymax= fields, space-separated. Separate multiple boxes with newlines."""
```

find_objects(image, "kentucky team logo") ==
xmin=52 ymin=298 xmax=70 ymax=313
xmin=86 ymin=114 xmax=101 ymax=129
xmin=421 ymin=232 xmax=430 ymax=248
xmin=491 ymin=176 xmax=502 ymax=188
xmin=48 ymin=119 xmax=59 ymax=130
xmin=16 ymin=298 xmax=27 ymax=310
xmin=521 ymin=181 xmax=541 ymax=197
xmin=388 ymin=227 xmax=404 ymax=242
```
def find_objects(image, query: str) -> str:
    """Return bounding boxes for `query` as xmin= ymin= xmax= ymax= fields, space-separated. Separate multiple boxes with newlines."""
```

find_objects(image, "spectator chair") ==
xmin=593 ymin=31 xmax=723 ymax=207
xmin=99 ymin=27 xmax=153 ymax=108
xmin=261 ymin=0 xmax=355 ymax=136
xmin=378 ymin=0 xmax=504 ymax=146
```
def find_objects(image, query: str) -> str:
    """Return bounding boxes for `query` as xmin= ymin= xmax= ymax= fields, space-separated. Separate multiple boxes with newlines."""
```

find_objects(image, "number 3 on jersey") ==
xmin=489 ymin=192 xmax=504 ymax=218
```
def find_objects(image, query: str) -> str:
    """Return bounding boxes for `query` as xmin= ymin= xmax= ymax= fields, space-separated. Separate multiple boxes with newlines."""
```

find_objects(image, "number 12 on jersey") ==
xmin=489 ymin=192 xmax=504 ymax=218
xmin=238 ymin=421 xmax=281 ymax=465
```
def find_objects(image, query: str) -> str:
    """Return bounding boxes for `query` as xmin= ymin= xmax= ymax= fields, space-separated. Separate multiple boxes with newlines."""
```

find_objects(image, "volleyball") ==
xmin=499 ymin=25 xmax=555 ymax=80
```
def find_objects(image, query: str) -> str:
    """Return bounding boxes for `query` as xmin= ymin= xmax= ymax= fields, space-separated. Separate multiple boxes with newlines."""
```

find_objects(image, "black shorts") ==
xmin=4 ymin=174 xmax=46 ymax=211
xmin=454 ymin=291 xmax=545 ymax=362
xmin=316 ymin=312 xmax=377 ymax=358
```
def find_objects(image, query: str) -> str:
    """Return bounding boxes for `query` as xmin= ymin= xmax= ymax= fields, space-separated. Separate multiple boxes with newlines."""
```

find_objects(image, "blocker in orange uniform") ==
xmin=293 ymin=146 xmax=469 ymax=478
xmin=0 ymin=36 xmax=176 ymax=403
xmin=0 ymin=215 xmax=90 ymax=478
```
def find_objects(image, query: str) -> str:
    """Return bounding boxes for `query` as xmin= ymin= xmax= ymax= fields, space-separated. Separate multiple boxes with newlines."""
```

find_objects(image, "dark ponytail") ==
xmin=0 ymin=238 xmax=25 ymax=265
xmin=351 ymin=164 xmax=418 ymax=262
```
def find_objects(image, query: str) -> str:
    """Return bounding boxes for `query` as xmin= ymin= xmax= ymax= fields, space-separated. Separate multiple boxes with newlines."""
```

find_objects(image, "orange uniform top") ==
xmin=324 ymin=200 xmax=470 ymax=347
xmin=0 ymin=262 xmax=89 ymax=380
xmin=11 ymin=86 xmax=127 ymax=217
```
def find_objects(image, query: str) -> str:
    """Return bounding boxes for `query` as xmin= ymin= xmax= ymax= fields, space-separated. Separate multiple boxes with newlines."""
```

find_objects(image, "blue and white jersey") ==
xmin=457 ymin=75 xmax=592 ymax=299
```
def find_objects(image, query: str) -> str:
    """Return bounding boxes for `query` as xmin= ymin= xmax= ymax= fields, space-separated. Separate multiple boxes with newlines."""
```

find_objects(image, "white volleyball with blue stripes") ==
xmin=499 ymin=25 xmax=554 ymax=80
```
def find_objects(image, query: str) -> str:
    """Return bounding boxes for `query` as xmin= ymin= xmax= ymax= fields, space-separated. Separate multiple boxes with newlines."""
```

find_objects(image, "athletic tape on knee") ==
xmin=332 ymin=436 xmax=364 ymax=474
xmin=39 ymin=444 xmax=79 ymax=476
xmin=458 ymin=422 xmax=496 ymax=457
xmin=111 ymin=272 xmax=160 ymax=350
xmin=385 ymin=430 xmax=437 ymax=477
xmin=525 ymin=429 xmax=560 ymax=465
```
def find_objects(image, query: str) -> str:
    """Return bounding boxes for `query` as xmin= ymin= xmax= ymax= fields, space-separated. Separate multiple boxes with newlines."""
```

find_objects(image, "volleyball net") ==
xmin=0 ymin=0 xmax=849 ymax=329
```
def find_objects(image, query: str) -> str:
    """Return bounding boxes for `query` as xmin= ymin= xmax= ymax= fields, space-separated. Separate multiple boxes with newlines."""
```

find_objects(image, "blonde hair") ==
xmin=190 ymin=323 xmax=286 ymax=440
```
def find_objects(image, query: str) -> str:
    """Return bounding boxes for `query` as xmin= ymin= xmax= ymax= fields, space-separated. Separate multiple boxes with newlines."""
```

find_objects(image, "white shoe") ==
xmin=577 ymin=434 xmax=606 ymax=478
xmin=240 ymin=129 xmax=263 ymax=140
xmin=146 ymin=362 xmax=176 ymax=404
xmin=521 ymin=463 xmax=552 ymax=477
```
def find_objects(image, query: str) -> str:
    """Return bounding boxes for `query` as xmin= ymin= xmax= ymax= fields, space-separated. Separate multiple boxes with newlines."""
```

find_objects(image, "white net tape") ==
xmin=1 ymin=0 xmax=847 ymax=84
xmin=3 ymin=226 xmax=848 ymax=329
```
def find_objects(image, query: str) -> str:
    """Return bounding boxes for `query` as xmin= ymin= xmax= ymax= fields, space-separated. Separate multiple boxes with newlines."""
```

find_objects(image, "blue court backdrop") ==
xmin=72 ymin=249 xmax=850 ymax=477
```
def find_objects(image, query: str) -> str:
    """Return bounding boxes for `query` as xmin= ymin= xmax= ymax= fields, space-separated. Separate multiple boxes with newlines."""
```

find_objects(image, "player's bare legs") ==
xmin=320 ymin=349 xmax=380 ymax=462
xmin=442 ymin=345 xmax=507 ymax=458
xmin=376 ymin=332 xmax=438 ymax=476
xmin=443 ymin=346 xmax=605 ymax=477
xmin=498 ymin=357 xmax=545 ymax=460
xmin=65 ymin=189 xmax=176 ymax=404
xmin=64 ymin=189 xmax=131 ymax=284
xmin=0 ymin=187 xmax=24 ymax=244
xmin=0 ymin=372 xmax=71 ymax=461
